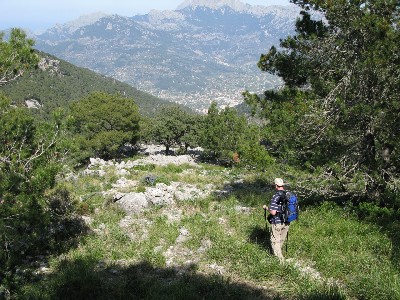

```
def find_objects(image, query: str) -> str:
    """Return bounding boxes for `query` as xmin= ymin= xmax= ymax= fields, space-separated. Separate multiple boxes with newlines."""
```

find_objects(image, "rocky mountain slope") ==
xmin=32 ymin=0 xmax=301 ymax=112
xmin=1 ymin=53 xmax=180 ymax=117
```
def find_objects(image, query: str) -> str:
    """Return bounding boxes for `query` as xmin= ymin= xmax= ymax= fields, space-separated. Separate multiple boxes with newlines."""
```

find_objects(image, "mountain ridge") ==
xmin=176 ymin=0 xmax=296 ymax=17
xmin=177 ymin=0 xmax=253 ymax=12
xmin=32 ymin=2 xmax=300 ymax=112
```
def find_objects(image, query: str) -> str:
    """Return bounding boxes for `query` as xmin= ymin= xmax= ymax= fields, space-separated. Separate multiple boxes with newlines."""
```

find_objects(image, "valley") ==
xmin=30 ymin=1 xmax=299 ymax=111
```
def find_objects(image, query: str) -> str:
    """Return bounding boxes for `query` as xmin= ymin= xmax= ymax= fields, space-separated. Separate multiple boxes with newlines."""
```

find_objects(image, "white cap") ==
xmin=274 ymin=178 xmax=285 ymax=186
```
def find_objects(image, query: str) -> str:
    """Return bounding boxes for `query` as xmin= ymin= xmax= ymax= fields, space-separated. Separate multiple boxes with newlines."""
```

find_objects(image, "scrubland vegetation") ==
xmin=1 ymin=1 xmax=400 ymax=299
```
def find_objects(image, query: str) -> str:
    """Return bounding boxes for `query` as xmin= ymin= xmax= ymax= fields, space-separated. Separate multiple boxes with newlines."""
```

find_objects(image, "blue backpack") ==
xmin=280 ymin=191 xmax=299 ymax=223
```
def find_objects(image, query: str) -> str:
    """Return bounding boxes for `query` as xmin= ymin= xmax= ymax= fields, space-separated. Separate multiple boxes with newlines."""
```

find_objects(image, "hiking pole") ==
xmin=263 ymin=207 xmax=267 ymax=231
xmin=286 ymin=230 xmax=289 ymax=254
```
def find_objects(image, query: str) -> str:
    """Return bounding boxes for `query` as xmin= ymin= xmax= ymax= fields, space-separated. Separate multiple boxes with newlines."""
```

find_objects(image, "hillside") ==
xmin=10 ymin=145 xmax=399 ymax=299
xmin=1 ymin=52 xmax=181 ymax=118
xmin=31 ymin=1 xmax=301 ymax=112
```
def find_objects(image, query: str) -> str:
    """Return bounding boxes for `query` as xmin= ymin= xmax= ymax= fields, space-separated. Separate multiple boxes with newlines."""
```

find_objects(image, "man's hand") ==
xmin=262 ymin=205 xmax=268 ymax=210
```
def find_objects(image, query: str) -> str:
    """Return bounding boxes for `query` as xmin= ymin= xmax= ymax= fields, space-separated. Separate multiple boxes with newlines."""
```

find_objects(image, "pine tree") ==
xmin=0 ymin=28 xmax=39 ymax=86
xmin=248 ymin=0 xmax=400 ymax=204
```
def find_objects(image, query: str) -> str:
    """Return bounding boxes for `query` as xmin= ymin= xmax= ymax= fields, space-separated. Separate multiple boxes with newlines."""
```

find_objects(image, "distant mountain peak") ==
xmin=58 ymin=12 xmax=109 ymax=33
xmin=176 ymin=0 xmax=250 ymax=11
xmin=34 ymin=3 xmax=301 ymax=112
xmin=176 ymin=0 xmax=297 ymax=17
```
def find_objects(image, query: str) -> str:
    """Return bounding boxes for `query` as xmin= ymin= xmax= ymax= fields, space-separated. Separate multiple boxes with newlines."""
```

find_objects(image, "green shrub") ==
xmin=133 ymin=164 xmax=156 ymax=172
xmin=136 ymin=185 xmax=146 ymax=193
xmin=162 ymin=163 xmax=185 ymax=174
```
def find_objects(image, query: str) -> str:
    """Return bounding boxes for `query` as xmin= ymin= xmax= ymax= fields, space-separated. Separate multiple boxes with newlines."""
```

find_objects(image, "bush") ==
xmin=0 ymin=187 xmax=86 ymax=295
xmin=142 ymin=174 xmax=171 ymax=187
xmin=0 ymin=96 xmax=87 ymax=294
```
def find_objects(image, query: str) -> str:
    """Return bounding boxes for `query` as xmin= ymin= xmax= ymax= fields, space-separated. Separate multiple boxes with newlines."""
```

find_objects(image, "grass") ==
xmin=11 ymin=158 xmax=400 ymax=300
xmin=292 ymin=202 xmax=400 ymax=299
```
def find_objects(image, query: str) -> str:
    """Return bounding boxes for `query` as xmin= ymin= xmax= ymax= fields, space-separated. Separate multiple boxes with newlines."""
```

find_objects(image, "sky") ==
xmin=1 ymin=0 xmax=291 ymax=32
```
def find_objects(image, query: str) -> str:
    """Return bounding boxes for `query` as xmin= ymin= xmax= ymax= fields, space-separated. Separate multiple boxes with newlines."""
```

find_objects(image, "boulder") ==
xmin=116 ymin=192 xmax=149 ymax=214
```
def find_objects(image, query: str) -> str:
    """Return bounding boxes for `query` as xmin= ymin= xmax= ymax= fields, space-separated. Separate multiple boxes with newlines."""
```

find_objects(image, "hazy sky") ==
xmin=1 ymin=0 xmax=292 ymax=32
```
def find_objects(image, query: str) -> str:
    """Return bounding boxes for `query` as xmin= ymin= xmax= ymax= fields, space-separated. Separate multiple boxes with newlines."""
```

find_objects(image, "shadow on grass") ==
xmin=21 ymin=258 xmax=284 ymax=300
xmin=370 ymin=216 xmax=400 ymax=270
xmin=386 ymin=222 xmax=400 ymax=269
xmin=20 ymin=255 xmax=347 ymax=300
xmin=249 ymin=225 xmax=273 ymax=256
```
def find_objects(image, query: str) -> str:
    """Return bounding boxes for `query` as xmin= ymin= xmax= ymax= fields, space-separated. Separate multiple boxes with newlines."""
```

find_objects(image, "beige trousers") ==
xmin=270 ymin=223 xmax=290 ymax=259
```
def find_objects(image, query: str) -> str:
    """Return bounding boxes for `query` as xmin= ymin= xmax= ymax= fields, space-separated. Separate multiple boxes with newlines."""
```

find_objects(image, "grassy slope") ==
xmin=17 ymin=158 xmax=400 ymax=300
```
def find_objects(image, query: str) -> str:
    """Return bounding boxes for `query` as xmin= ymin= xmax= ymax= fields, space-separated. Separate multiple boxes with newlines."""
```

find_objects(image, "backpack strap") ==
xmin=276 ymin=190 xmax=287 ymax=223
xmin=277 ymin=190 xmax=286 ymax=204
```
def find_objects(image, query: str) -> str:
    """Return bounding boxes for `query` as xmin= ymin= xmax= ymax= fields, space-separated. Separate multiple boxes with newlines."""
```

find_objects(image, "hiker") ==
xmin=263 ymin=178 xmax=290 ymax=260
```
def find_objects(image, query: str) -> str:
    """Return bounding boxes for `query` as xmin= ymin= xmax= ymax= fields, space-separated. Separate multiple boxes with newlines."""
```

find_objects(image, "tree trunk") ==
xmin=165 ymin=144 xmax=170 ymax=155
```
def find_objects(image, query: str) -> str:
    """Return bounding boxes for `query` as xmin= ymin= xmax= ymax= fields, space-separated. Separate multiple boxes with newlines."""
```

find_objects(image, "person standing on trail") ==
xmin=263 ymin=178 xmax=290 ymax=261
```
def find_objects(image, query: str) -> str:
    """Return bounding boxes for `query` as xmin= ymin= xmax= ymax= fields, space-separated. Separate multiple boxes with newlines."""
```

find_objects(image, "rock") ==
xmin=154 ymin=246 xmax=163 ymax=253
xmin=176 ymin=227 xmax=190 ymax=243
xmin=81 ymin=215 xmax=93 ymax=225
xmin=118 ymin=215 xmax=134 ymax=228
xmin=112 ymin=178 xmax=137 ymax=189
xmin=137 ymin=154 xmax=197 ymax=166
xmin=89 ymin=157 xmax=106 ymax=167
xmin=115 ymin=168 xmax=129 ymax=176
xmin=208 ymin=263 xmax=225 ymax=275
xmin=113 ymin=192 xmax=125 ymax=201
xmin=82 ymin=169 xmax=106 ymax=177
xmin=93 ymin=223 xmax=108 ymax=235
xmin=197 ymin=238 xmax=212 ymax=253
xmin=108 ymin=269 xmax=120 ymax=275
xmin=116 ymin=192 xmax=149 ymax=214
xmin=235 ymin=205 xmax=252 ymax=214
xmin=25 ymin=99 xmax=42 ymax=109
xmin=146 ymin=184 xmax=175 ymax=206
xmin=162 ymin=208 xmax=183 ymax=224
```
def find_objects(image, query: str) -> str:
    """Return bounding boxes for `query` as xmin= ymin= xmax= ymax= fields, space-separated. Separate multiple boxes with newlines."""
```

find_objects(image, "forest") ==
xmin=1 ymin=1 xmax=399 ymax=299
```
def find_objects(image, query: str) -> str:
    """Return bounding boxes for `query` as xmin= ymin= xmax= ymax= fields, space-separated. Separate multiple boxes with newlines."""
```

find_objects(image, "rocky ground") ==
xmin=83 ymin=145 xmax=215 ymax=215
xmin=76 ymin=144 xmax=325 ymax=287
xmin=77 ymin=145 xmax=228 ymax=274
